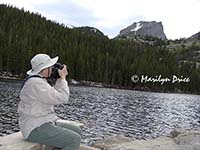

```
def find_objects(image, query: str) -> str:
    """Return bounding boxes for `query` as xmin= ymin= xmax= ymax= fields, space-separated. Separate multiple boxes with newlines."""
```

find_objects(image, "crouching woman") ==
xmin=18 ymin=54 xmax=81 ymax=150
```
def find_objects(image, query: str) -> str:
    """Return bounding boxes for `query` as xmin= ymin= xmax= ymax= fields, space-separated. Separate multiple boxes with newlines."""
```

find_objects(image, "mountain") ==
xmin=66 ymin=24 xmax=75 ymax=29
xmin=117 ymin=21 xmax=167 ymax=40
xmin=187 ymin=31 xmax=200 ymax=42
xmin=75 ymin=26 xmax=105 ymax=37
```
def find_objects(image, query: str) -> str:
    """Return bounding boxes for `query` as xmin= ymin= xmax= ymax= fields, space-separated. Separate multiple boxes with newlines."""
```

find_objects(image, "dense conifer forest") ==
xmin=0 ymin=4 xmax=200 ymax=94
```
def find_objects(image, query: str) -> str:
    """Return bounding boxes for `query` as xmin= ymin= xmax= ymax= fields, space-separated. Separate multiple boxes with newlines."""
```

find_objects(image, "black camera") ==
xmin=51 ymin=62 xmax=64 ymax=79
xmin=47 ymin=63 xmax=68 ymax=86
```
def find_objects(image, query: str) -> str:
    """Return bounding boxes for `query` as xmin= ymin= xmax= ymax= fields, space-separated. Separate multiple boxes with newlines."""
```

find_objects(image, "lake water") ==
xmin=0 ymin=80 xmax=200 ymax=145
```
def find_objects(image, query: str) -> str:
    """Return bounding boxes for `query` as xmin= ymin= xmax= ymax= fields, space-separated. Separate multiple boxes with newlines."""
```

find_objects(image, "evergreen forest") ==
xmin=0 ymin=4 xmax=200 ymax=94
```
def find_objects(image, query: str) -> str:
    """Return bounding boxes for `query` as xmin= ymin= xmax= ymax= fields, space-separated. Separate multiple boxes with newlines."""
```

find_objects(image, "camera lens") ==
xmin=51 ymin=63 xmax=64 ymax=79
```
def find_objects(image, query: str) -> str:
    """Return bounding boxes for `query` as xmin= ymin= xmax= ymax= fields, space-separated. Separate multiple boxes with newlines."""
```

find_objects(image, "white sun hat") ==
xmin=27 ymin=54 xmax=59 ymax=75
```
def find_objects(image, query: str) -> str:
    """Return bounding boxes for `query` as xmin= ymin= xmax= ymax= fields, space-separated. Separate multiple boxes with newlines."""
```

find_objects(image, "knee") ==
xmin=67 ymin=132 xmax=81 ymax=145
xmin=74 ymin=126 xmax=82 ymax=135
xmin=62 ymin=133 xmax=81 ymax=150
xmin=74 ymin=133 xmax=81 ymax=144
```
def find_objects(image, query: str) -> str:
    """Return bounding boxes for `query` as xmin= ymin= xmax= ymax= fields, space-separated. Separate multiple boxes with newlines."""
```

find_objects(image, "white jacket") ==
xmin=18 ymin=76 xmax=70 ymax=139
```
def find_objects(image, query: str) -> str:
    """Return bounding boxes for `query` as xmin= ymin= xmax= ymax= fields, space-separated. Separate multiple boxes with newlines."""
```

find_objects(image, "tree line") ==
xmin=0 ymin=4 xmax=200 ymax=94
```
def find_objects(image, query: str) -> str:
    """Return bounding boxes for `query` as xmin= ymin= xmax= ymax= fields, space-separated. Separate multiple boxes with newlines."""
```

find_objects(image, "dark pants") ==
xmin=27 ymin=122 xmax=82 ymax=150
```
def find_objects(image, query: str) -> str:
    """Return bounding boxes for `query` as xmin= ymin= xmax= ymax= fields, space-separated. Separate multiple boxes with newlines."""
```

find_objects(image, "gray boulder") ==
xmin=93 ymin=129 xmax=200 ymax=150
xmin=118 ymin=21 xmax=167 ymax=40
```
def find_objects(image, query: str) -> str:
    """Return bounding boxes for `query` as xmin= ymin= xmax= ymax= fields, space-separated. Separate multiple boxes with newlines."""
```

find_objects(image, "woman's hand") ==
xmin=58 ymin=65 xmax=68 ymax=79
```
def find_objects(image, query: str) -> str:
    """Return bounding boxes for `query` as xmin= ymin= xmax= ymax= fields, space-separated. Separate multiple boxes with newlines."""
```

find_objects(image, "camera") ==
xmin=51 ymin=62 xmax=64 ymax=79
xmin=47 ymin=62 xmax=68 ymax=86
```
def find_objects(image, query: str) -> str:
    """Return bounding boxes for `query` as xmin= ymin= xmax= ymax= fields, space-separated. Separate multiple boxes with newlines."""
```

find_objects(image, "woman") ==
xmin=18 ymin=54 xmax=81 ymax=150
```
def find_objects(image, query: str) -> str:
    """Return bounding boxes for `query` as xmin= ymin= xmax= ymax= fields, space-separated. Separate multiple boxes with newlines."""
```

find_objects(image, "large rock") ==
xmin=0 ymin=131 xmax=100 ymax=150
xmin=117 ymin=21 xmax=167 ymax=40
xmin=0 ymin=120 xmax=87 ymax=150
xmin=93 ymin=129 xmax=200 ymax=150
xmin=187 ymin=31 xmax=200 ymax=43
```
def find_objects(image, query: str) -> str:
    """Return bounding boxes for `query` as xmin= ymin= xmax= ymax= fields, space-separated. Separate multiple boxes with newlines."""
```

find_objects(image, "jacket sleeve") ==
xmin=32 ymin=78 xmax=70 ymax=105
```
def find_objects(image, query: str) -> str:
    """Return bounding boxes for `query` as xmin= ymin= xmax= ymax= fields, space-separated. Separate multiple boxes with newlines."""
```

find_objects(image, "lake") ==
xmin=0 ymin=80 xmax=200 ymax=145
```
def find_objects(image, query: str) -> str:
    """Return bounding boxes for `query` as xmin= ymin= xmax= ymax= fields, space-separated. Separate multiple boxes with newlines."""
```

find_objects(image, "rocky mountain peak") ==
xmin=189 ymin=31 xmax=200 ymax=41
xmin=117 ymin=21 xmax=167 ymax=40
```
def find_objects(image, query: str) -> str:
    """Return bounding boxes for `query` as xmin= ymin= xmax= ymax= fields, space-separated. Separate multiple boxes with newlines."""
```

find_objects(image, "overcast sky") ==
xmin=1 ymin=0 xmax=200 ymax=39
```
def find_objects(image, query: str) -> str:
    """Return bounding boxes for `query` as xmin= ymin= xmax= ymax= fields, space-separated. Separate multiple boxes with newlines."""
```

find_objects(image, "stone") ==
xmin=93 ymin=129 xmax=200 ymax=150
xmin=117 ymin=21 xmax=167 ymax=40
xmin=0 ymin=132 xmax=100 ymax=150
xmin=0 ymin=120 xmax=87 ymax=150
xmin=0 ymin=132 xmax=43 ymax=150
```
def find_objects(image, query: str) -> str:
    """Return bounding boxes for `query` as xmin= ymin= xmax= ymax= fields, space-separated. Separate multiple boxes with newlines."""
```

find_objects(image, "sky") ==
xmin=1 ymin=0 xmax=200 ymax=39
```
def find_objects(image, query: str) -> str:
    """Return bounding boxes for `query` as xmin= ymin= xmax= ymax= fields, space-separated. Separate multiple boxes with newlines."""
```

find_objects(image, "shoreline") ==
xmin=0 ymin=76 xmax=199 ymax=95
xmin=70 ymin=79 xmax=200 ymax=96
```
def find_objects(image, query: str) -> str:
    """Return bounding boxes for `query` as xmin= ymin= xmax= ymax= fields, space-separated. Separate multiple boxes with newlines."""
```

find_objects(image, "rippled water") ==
xmin=0 ymin=80 xmax=200 ymax=145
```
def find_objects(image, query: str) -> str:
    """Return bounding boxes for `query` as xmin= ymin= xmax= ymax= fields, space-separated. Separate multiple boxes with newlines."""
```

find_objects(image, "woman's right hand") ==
xmin=58 ymin=65 xmax=68 ymax=79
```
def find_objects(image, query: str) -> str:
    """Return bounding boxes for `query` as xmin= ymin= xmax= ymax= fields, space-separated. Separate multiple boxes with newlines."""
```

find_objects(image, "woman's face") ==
xmin=41 ymin=67 xmax=52 ymax=78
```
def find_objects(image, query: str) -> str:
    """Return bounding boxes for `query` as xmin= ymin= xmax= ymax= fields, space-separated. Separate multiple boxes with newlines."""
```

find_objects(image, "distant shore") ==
xmin=0 ymin=72 xmax=198 ymax=95
xmin=0 ymin=72 xmax=22 ymax=81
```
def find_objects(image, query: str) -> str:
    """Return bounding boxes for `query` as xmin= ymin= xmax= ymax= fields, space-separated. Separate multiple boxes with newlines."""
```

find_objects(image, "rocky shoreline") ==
xmin=0 ymin=72 xmax=22 ymax=80
xmin=92 ymin=129 xmax=200 ymax=150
